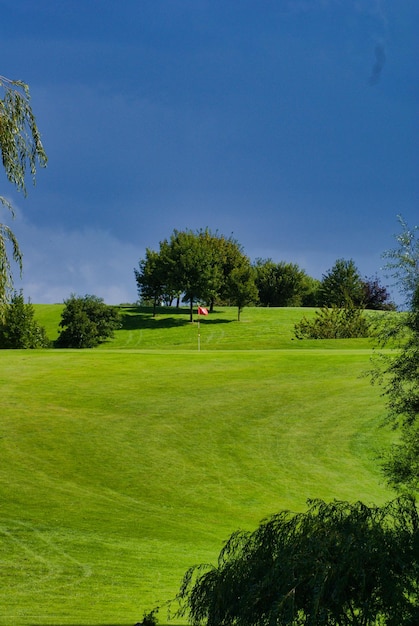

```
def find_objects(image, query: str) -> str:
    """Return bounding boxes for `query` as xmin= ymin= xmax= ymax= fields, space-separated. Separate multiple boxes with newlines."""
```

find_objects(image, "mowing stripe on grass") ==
xmin=0 ymin=346 xmax=393 ymax=624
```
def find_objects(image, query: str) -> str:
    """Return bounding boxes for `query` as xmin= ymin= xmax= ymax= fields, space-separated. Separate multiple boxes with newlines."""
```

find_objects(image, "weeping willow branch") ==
xmin=0 ymin=75 xmax=47 ymax=193
xmin=0 ymin=75 xmax=47 ymax=306
xmin=0 ymin=221 xmax=22 ymax=317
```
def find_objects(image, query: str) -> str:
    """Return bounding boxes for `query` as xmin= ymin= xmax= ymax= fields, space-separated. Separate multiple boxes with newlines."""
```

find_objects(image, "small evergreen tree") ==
xmin=0 ymin=291 xmax=49 ymax=348
xmin=56 ymin=294 xmax=120 ymax=348
xmin=320 ymin=258 xmax=364 ymax=307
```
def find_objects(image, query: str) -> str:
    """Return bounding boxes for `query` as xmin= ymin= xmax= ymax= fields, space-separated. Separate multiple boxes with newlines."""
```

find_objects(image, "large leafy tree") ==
xmin=224 ymin=259 xmax=258 ymax=321
xmin=56 ymin=294 xmax=120 ymax=348
xmin=320 ymin=258 xmax=364 ymax=307
xmin=0 ymin=76 xmax=47 ymax=309
xmin=206 ymin=233 xmax=241 ymax=310
xmin=211 ymin=233 xmax=257 ymax=318
xmin=165 ymin=228 xmax=223 ymax=322
xmin=174 ymin=497 xmax=419 ymax=626
xmin=134 ymin=244 xmax=176 ymax=316
xmin=254 ymin=259 xmax=315 ymax=307
xmin=136 ymin=229 xmax=252 ymax=321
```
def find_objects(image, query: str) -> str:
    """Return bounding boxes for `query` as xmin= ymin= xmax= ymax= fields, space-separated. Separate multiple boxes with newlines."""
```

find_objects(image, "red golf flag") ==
xmin=198 ymin=306 xmax=208 ymax=315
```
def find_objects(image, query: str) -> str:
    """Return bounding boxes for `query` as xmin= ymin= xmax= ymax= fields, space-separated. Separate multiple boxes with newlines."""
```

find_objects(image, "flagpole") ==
xmin=197 ymin=305 xmax=208 ymax=350
xmin=197 ymin=306 xmax=201 ymax=351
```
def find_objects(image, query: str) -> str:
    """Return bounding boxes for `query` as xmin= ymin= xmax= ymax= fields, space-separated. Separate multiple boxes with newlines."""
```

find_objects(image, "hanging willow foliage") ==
xmin=0 ymin=75 xmax=47 ymax=309
xmin=174 ymin=497 xmax=419 ymax=626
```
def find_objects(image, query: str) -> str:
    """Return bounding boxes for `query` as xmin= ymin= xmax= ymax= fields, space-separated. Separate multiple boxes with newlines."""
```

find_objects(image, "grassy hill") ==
xmin=34 ymin=303 xmax=377 ymax=350
xmin=0 ymin=306 xmax=394 ymax=624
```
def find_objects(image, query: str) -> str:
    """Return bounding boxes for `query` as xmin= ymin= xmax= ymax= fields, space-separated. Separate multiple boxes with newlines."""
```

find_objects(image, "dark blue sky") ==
xmin=1 ymin=0 xmax=417 ymax=303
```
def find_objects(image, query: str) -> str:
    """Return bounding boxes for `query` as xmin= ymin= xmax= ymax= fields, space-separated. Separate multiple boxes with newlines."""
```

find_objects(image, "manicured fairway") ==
xmin=0 ymin=344 xmax=392 ymax=625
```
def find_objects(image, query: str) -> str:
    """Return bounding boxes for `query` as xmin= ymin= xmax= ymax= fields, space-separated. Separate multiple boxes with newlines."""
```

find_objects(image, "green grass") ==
xmin=34 ymin=304 xmax=378 ymax=350
xmin=0 ymin=306 xmax=395 ymax=624
xmin=32 ymin=303 xmax=64 ymax=342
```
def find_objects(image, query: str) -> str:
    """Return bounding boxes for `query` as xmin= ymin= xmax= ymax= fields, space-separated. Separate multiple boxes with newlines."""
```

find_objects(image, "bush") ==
xmin=294 ymin=304 xmax=371 ymax=339
xmin=174 ymin=497 xmax=419 ymax=626
xmin=0 ymin=291 xmax=49 ymax=348
xmin=56 ymin=294 xmax=120 ymax=348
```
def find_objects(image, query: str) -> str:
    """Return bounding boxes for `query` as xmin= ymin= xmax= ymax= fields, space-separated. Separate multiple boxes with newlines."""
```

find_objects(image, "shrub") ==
xmin=0 ymin=291 xmax=49 ymax=348
xmin=294 ymin=304 xmax=371 ymax=339
xmin=56 ymin=294 xmax=120 ymax=348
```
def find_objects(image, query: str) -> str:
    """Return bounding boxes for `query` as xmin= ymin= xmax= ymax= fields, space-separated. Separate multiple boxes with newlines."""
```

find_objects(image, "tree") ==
xmin=371 ymin=217 xmax=419 ymax=493
xmin=320 ymin=258 xmax=364 ymax=307
xmin=382 ymin=215 xmax=419 ymax=307
xmin=0 ymin=290 xmax=49 ymax=348
xmin=56 ymin=294 xmax=120 ymax=348
xmin=224 ymin=259 xmax=258 ymax=321
xmin=362 ymin=274 xmax=395 ymax=310
xmin=254 ymin=259 xmax=315 ymax=307
xmin=301 ymin=275 xmax=321 ymax=306
xmin=206 ymin=234 xmax=240 ymax=309
xmin=376 ymin=283 xmax=419 ymax=492
xmin=174 ymin=496 xmax=419 ymax=626
xmin=135 ymin=245 xmax=175 ymax=316
xmin=212 ymin=234 xmax=258 ymax=318
xmin=0 ymin=76 xmax=47 ymax=309
xmin=136 ymin=229 xmax=254 ymax=320
xmin=165 ymin=229 xmax=224 ymax=322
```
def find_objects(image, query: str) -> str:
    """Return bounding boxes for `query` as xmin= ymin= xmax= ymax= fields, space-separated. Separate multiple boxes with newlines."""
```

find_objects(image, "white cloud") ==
xmin=9 ymin=208 xmax=141 ymax=304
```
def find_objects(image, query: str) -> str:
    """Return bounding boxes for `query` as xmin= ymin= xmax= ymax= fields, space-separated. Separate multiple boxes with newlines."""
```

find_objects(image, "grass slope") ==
xmin=0 ymin=306 xmax=393 ymax=624
xmin=34 ymin=304 xmax=377 ymax=350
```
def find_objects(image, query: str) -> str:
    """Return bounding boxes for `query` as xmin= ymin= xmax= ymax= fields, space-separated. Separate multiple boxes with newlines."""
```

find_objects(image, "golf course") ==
xmin=0 ymin=305 xmax=395 ymax=625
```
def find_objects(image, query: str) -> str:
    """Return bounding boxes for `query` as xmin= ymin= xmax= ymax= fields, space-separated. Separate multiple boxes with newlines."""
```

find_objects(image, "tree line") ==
xmin=135 ymin=228 xmax=394 ymax=322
